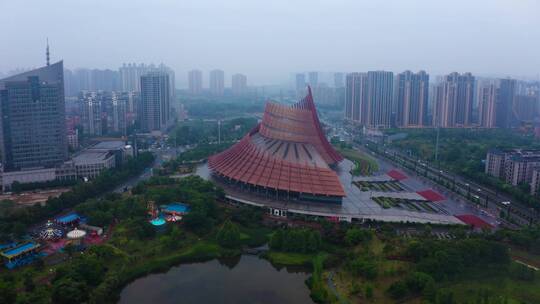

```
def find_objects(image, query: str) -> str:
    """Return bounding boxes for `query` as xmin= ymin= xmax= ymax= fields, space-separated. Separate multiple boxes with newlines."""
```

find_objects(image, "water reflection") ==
xmin=119 ymin=255 xmax=314 ymax=304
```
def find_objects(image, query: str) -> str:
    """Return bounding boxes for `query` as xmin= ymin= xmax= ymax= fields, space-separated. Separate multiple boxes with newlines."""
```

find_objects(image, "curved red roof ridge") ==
xmin=208 ymin=88 xmax=345 ymax=198
xmin=259 ymin=86 xmax=343 ymax=165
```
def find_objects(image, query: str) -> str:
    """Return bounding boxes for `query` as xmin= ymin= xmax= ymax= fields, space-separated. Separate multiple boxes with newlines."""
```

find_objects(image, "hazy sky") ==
xmin=1 ymin=0 xmax=539 ymax=85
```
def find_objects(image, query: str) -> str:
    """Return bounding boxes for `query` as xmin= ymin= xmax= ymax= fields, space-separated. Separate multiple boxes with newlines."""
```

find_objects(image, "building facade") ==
xmin=80 ymin=91 xmax=103 ymax=136
xmin=366 ymin=71 xmax=394 ymax=128
xmin=485 ymin=149 xmax=540 ymax=194
xmin=334 ymin=72 xmax=344 ymax=88
xmin=344 ymin=72 xmax=368 ymax=123
xmin=434 ymin=72 xmax=475 ymax=127
xmin=396 ymin=71 xmax=429 ymax=127
xmin=308 ymin=71 xmax=318 ymax=87
xmin=231 ymin=73 xmax=247 ymax=96
xmin=496 ymin=78 xmax=516 ymax=128
xmin=478 ymin=83 xmax=497 ymax=128
xmin=140 ymin=72 xmax=171 ymax=132
xmin=0 ymin=61 xmax=68 ymax=171
xmin=209 ymin=69 xmax=224 ymax=96
xmin=295 ymin=73 xmax=306 ymax=92
xmin=188 ymin=69 xmax=203 ymax=95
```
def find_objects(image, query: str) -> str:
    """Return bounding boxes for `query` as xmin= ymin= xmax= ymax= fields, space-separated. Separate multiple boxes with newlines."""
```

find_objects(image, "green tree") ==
xmin=52 ymin=279 xmax=89 ymax=304
xmin=216 ymin=220 xmax=241 ymax=248
xmin=269 ymin=229 xmax=284 ymax=250
xmin=345 ymin=228 xmax=373 ymax=246
xmin=387 ymin=280 xmax=408 ymax=299
xmin=0 ymin=280 xmax=16 ymax=304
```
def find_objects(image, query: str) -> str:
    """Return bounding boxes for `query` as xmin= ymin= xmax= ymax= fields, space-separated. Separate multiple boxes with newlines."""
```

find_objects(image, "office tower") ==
xmin=345 ymin=73 xmax=368 ymax=122
xmin=112 ymin=92 xmax=128 ymax=134
xmin=478 ymin=83 xmax=497 ymax=128
xmin=140 ymin=72 xmax=171 ymax=132
xmin=308 ymin=71 xmax=318 ymax=86
xmin=0 ymin=61 xmax=67 ymax=171
xmin=81 ymin=92 xmax=103 ymax=136
xmin=209 ymin=69 xmax=225 ymax=96
xmin=188 ymin=69 xmax=203 ymax=94
xmin=396 ymin=71 xmax=429 ymax=127
xmin=496 ymin=78 xmax=516 ymax=128
xmin=231 ymin=73 xmax=247 ymax=96
xmin=434 ymin=72 xmax=475 ymax=127
xmin=295 ymin=73 xmax=306 ymax=91
xmin=334 ymin=72 xmax=344 ymax=88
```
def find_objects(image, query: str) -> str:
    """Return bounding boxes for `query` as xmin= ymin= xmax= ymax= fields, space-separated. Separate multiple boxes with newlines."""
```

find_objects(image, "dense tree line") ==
xmin=406 ymin=238 xmax=509 ymax=281
xmin=269 ymin=228 xmax=322 ymax=253
xmin=168 ymin=117 xmax=257 ymax=147
xmin=11 ymin=179 xmax=78 ymax=193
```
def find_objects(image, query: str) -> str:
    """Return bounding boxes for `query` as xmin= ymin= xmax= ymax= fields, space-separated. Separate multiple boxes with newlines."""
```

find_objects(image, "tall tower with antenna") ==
xmin=46 ymin=38 xmax=50 ymax=66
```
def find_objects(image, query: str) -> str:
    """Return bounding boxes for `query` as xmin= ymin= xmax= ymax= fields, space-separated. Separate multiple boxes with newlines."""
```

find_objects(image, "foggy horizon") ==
xmin=1 ymin=0 xmax=539 ymax=85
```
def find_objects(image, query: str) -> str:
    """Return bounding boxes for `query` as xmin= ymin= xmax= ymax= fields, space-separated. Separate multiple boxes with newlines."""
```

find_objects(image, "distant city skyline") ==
xmin=1 ymin=0 xmax=539 ymax=85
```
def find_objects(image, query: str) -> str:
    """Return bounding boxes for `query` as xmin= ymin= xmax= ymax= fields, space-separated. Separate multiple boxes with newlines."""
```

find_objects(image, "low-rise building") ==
xmin=530 ymin=167 xmax=540 ymax=196
xmin=73 ymin=151 xmax=116 ymax=179
xmin=0 ymin=140 xmax=134 ymax=191
xmin=485 ymin=149 xmax=509 ymax=179
xmin=485 ymin=149 xmax=540 ymax=194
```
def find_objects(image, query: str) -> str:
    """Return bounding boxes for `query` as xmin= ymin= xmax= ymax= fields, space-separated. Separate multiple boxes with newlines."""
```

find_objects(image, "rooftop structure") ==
xmin=209 ymin=88 xmax=345 ymax=202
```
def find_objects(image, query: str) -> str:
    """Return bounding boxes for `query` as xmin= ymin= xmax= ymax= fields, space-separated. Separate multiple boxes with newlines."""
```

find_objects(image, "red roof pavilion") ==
xmin=208 ymin=87 xmax=345 ymax=198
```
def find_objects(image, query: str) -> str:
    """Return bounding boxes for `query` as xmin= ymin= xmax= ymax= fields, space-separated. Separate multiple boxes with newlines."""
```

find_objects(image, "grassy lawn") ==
xmin=336 ymin=147 xmax=379 ymax=175
xmin=439 ymin=273 xmax=540 ymax=304
xmin=264 ymin=251 xmax=315 ymax=266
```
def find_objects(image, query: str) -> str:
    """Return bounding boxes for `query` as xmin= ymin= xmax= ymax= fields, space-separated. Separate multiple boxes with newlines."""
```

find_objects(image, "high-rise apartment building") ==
xmin=80 ymin=91 xmax=103 ymax=136
xmin=514 ymin=94 xmax=539 ymax=122
xmin=0 ymin=61 xmax=67 ymax=171
xmin=140 ymin=72 xmax=171 ymax=132
xmin=231 ymin=73 xmax=247 ymax=96
xmin=478 ymin=83 xmax=497 ymax=128
xmin=344 ymin=71 xmax=393 ymax=128
xmin=334 ymin=73 xmax=344 ymax=88
xmin=366 ymin=71 xmax=394 ymax=128
xmin=396 ymin=71 xmax=429 ymax=127
xmin=434 ymin=72 xmax=475 ymax=127
xmin=308 ymin=72 xmax=318 ymax=87
xmin=188 ymin=69 xmax=203 ymax=95
xmin=119 ymin=63 xmax=149 ymax=92
xmin=209 ymin=69 xmax=225 ymax=96
xmin=344 ymin=73 xmax=367 ymax=122
xmin=119 ymin=63 xmax=175 ymax=95
xmin=295 ymin=73 xmax=306 ymax=92
xmin=112 ymin=92 xmax=128 ymax=134
xmin=496 ymin=78 xmax=516 ymax=128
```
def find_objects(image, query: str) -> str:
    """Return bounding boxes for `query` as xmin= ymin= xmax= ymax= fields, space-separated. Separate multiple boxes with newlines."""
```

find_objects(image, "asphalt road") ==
xmin=365 ymin=143 xmax=537 ymax=227
xmin=113 ymin=146 xmax=185 ymax=193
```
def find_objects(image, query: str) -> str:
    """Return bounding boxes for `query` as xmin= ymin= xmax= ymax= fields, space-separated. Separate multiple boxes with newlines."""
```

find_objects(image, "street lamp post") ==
xmin=502 ymin=201 xmax=511 ymax=220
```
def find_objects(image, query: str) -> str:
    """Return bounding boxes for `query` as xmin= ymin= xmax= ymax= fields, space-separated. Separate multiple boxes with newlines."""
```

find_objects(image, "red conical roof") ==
xmin=208 ymin=88 xmax=345 ymax=197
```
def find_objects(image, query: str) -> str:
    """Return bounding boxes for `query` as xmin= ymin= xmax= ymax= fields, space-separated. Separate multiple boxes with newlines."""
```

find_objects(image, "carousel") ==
xmin=39 ymin=221 xmax=63 ymax=241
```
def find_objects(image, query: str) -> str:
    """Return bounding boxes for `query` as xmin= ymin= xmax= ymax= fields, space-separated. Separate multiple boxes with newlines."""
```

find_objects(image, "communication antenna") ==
xmin=46 ymin=38 xmax=50 ymax=66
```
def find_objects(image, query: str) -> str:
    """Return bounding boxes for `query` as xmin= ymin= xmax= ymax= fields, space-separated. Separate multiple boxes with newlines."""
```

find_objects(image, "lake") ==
xmin=119 ymin=255 xmax=314 ymax=304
